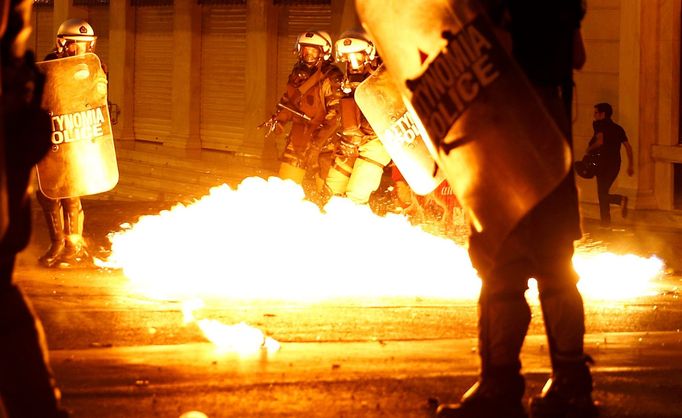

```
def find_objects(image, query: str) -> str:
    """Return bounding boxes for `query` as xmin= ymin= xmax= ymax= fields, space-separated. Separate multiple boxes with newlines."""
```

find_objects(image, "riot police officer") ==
xmin=323 ymin=31 xmax=391 ymax=205
xmin=37 ymin=18 xmax=102 ymax=268
xmin=271 ymin=30 xmax=343 ymax=194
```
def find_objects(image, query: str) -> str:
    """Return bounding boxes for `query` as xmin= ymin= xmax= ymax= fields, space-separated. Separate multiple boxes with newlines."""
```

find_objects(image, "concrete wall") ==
xmin=576 ymin=0 xmax=681 ymax=212
xmin=574 ymin=0 xmax=623 ymax=205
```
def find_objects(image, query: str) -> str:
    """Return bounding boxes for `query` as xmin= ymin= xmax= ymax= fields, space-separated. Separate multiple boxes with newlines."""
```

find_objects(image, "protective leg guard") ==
xmin=56 ymin=198 xmax=90 ymax=268
xmin=37 ymin=192 xmax=65 ymax=268
xmin=0 ymin=284 xmax=69 ymax=418
xmin=345 ymin=158 xmax=384 ymax=204
xmin=530 ymin=286 xmax=597 ymax=418
xmin=346 ymin=138 xmax=391 ymax=204
xmin=478 ymin=290 xmax=531 ymax=375
xmin=437 ymin=290 xmax=531 ymax=418
xmin=325 ymin=158 xmax=353 ymax=197
xmin=278 ymin=161 xmax=306 ymax=184
xmin=437 ymin=373 xmax=527 ymax=418
xmin=538 ymin=285 xmax=586 ymax=369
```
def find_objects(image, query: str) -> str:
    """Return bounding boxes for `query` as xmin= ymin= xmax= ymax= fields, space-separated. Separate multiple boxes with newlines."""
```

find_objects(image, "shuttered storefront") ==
xmin=275 ymin=3 xmax=332 ymax=95
xmin=199 ymin=4 xmax=248 ymax=152
xmin=31 ymin=5 xmax=55 ymax=60
xmin=87 ymin=6 xmax=110 ymax=69
xmin=133 ymin=6 xmax=174 ymax=142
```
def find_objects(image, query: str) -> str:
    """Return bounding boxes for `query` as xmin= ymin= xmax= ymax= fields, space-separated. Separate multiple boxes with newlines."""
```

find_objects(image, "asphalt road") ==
xmin=4 ymin=199 xmax=682 ymax=418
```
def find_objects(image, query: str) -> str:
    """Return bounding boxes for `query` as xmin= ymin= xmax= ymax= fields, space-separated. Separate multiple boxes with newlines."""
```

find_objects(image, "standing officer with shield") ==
xmin=356 ymin=0 xmax=597 ymax=417
xmin=35 ymin=18 xmax=116 ymax=268
xmin=323 ymin=31 xmax=392 ymax=205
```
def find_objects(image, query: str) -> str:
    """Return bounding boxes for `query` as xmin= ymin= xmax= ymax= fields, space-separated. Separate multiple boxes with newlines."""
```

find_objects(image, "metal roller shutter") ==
xmin=133 ymin=6 xmax=173 ymax=142
xmin=199 ymin=4 xmax=247 ymax=152
xmin=31 ymin=6 xmax=55 ymax=60
xmin=276 ymin=4 xmax=332 ymax=94
xmin=87 ymin=6 xmax=110 ymax=68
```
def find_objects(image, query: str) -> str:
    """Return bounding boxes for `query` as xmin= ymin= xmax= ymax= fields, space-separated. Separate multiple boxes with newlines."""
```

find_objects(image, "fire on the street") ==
xmin=100 ymin=177 xmax=664 ymax=351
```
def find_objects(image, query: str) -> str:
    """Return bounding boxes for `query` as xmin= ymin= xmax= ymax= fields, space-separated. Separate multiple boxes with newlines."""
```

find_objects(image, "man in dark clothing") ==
xmin=586 ymin=102 xmax=634 ymax=227
xmin=436 ymin=1 xmax=598 ymax=418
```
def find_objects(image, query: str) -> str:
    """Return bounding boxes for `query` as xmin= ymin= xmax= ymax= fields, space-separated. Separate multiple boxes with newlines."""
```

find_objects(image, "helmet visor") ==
xmin=345 ymin=52 xmax=367 ymax=72
xmin=300 ymin=45 xmax=321 ymax=65
xmin=60 ymin=39 xmax=93 ymax=56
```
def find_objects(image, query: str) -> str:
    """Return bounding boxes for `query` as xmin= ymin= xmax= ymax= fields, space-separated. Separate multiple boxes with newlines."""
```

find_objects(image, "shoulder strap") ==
xmin=296 ymin=64 xmax=329 ymax=96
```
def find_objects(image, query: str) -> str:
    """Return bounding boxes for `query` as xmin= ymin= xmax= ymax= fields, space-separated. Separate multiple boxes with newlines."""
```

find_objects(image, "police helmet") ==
xmin=56 ymin=18 xmax=97 ymax=54
xmin=295 ymin=31 xmax=333 ymax=61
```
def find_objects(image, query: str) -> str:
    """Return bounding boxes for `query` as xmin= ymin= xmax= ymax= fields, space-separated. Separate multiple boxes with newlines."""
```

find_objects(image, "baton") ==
xmin=277 ymin=103 xmax=312 ymax=122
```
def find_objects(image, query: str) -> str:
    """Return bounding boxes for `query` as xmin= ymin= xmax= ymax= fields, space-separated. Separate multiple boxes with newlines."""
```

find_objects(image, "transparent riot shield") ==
xmin=35 ymin=53 xmax=118 ymax=199
xmin=355 ymin=65 xmax=445 ymax=196
xmin=356 ymin=0 xmax=571 ymax=253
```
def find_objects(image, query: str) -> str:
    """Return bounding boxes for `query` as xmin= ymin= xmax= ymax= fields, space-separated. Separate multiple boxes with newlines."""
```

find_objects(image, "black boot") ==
xmin=437 ymin=288 xmax=532 ymax=418
xmin=37 ymin=195 xmax=64 ymax=268
xmin=529 ymin=359 xmax=598 ymax=418
xmin=437 ymin=373 xmax=528 ymax=418
xmin=56 ymin=234 xmax=90 ymax=267
xmin=532 ymin=286 xmax=597 ymax=418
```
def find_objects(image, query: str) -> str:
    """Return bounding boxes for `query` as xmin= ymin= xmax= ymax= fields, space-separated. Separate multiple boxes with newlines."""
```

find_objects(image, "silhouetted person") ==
xmin=36 ymin=18 xmax=101 ymax=268
xmin=0 ymin=0 xmax=69 ymax=416
xmin=436 ymin=1 xmax=598 ymax=417
xmin=586 ymin=102 xmax=634 ymax=227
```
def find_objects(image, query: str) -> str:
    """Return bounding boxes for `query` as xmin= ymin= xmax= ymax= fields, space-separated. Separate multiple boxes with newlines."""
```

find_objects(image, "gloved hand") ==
xmin=338 ymin=139 xmax=359 ymax=158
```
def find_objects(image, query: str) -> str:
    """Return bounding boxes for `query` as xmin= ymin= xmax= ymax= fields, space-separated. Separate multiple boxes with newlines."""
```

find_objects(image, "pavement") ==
xmin=3 ymin=196 xmax=681 ymax=418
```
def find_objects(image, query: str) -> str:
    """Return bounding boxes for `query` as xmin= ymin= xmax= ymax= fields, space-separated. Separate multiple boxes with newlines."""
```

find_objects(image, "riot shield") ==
xmin=35 ymin=53 xmax=118 ymax=199
xmin=356 ymin=0 xmax=571 ymax=253
xmin=355 ymin=65 xmax=444 ymax=196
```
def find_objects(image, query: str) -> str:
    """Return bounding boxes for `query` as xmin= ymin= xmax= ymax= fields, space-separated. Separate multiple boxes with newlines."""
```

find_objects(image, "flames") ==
xmin=100 ymin=177 xmax=664 ymax=351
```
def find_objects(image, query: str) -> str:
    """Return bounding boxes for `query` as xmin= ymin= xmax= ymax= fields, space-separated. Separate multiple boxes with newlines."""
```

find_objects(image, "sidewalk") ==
xmin=580 ymin=201 xmax=682 ymax=233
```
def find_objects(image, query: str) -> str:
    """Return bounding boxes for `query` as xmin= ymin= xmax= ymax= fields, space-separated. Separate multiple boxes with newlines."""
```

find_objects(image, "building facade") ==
xmin=28 ymin=0 xmax=682 ymax=220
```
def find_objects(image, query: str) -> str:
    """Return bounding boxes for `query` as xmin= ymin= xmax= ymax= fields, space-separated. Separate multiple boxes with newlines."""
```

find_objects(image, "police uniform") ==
xmin=323 ymin=33 xmax=391 ymax=205
xmin=274 ymin=31 xmax=343 ymax=192
xmin=276 ymin=59 xmax=343 ymax=186
xmin=37 ymin=19 xmax=106 ymax=268
xmin=437 ymin=1 xmax=596 ymax=418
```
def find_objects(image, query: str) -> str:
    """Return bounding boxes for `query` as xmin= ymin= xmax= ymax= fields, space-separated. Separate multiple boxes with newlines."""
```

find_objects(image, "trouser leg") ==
xmin=437 ymin=251 xmax=530 ymax=418
xmin=36 ymin=191 xmax=64 ymax=267
xmin=596 ymin=167 xmax=619 ymax=225
xmin=529 ymin=243 xmax=597 ymax=418
xmin=57 ymin=198 xmax=89 ymax=267
xmin=325 ymin=155 xmax=355 ymax=197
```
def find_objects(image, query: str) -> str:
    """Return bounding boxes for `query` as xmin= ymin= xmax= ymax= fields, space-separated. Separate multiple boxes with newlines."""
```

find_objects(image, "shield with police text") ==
xmin=357 ymin=0 xmax=572 ymax=255
xmin=35 ymin=53 xmax=118 ymax=199
xmin=355 ymin=65 xmax=444 ymax=196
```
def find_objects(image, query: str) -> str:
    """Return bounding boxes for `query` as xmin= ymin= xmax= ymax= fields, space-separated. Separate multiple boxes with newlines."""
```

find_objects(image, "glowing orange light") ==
xmin=99 ymin=177 xmax=664 ymax=348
